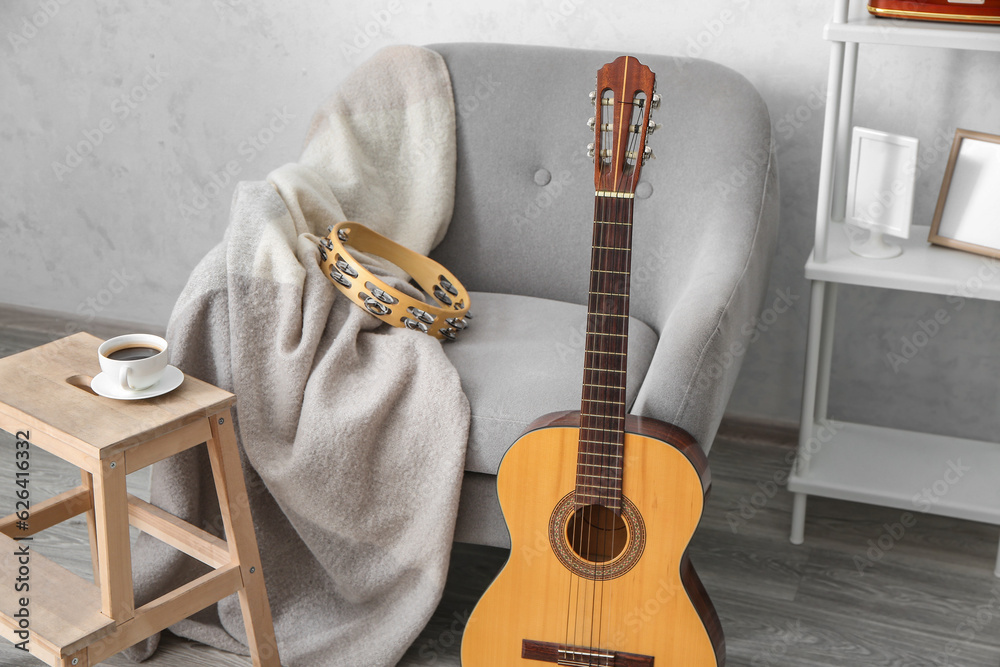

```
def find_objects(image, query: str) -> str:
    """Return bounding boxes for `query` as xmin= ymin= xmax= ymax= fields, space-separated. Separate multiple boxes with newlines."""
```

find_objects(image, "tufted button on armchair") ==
xmin=424 ymin=43 xmax=779 ymax=547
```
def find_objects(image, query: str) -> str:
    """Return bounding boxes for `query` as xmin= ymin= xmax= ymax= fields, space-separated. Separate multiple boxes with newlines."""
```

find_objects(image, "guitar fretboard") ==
xmin=577 ymin=194 xmax=634 ymax=514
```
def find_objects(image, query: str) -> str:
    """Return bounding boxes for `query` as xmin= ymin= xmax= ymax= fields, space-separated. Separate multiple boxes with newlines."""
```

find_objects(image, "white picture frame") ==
xmin=845 ymin=127 xmax=919 ymax=259
xmin=928 ymin=129 xmax=1000 ymax=260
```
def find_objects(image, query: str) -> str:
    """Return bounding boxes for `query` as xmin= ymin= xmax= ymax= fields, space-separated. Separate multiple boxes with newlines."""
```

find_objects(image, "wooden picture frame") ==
xmin=928 ymin=129 xmax=1000 ymax=259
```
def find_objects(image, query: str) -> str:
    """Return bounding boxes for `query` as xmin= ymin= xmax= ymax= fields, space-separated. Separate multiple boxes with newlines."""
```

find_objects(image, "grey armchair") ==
xmin=425 ymin=43 xmax=779 ymax=547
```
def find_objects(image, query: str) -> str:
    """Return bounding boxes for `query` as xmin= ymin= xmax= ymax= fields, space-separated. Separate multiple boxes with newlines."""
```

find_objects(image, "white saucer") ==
xmin=91 ymin=365 xmax=185 ymax=400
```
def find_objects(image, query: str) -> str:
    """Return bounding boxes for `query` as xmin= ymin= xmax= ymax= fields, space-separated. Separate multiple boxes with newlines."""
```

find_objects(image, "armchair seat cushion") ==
xmin=444 ymin=291 xmax=659 ymax=475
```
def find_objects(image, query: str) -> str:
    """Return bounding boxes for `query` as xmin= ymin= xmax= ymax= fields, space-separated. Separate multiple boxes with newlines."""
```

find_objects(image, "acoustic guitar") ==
xmin=460 ymin=56 xmax=725 ymax=666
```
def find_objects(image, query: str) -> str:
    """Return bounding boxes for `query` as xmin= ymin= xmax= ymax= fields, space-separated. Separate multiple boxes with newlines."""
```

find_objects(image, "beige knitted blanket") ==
xmin=123 ymin=45 xmax=469 ymax=667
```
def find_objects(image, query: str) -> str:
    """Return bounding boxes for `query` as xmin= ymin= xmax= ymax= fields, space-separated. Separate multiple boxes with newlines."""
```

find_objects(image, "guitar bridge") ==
xmin=522 ymin=639 xmax=654 ymax=666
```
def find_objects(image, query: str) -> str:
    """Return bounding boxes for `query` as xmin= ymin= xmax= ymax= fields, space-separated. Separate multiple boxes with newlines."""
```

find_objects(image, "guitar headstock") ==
xmin=587 ymin=56 xmax=658 ymax=195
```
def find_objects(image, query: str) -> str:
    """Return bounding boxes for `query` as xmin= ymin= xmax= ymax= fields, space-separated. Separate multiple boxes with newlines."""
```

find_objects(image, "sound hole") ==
xmin=565 ymin=504 xmax=627 ymax=563
xmin=550 ymin=493 xmax=644 ymax=580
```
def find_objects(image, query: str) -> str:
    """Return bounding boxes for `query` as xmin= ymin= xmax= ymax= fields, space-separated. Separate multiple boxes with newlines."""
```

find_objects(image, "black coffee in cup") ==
xmin=107 ymin=345 xmax=162 ymax=361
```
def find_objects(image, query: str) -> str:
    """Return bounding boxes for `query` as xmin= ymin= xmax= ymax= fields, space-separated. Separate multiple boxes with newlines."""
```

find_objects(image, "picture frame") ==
xmin=845 ymin=127 xmax=919 ymax=259
xmin=928 ymin=128 xmax=1000 ymax=259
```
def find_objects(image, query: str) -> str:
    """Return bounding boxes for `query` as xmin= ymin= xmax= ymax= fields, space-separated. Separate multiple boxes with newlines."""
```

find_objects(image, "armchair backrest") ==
xmin=428 ymin=43 xmax=774 ymax=334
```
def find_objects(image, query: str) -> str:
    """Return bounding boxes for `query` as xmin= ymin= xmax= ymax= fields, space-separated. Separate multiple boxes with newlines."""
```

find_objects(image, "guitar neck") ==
xmin=576 ymin=192 xmax=635 ymax=513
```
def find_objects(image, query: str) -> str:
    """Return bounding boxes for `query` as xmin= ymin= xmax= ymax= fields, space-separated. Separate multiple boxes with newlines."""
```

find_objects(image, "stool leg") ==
xmin=208 ymin=412 xmax=280 ymax=667
xmin=92 ymin=453 xmax=134 ymax=622
xmin=80 ymin=469 xmax=101 ymax=587
xmin=61 ymin=648 xmax=89 ymax=666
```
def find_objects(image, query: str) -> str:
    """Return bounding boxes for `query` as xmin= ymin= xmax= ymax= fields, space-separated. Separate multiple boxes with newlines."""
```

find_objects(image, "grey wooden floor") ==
xmin=2 ymin=312 xmax=1000 ymax=666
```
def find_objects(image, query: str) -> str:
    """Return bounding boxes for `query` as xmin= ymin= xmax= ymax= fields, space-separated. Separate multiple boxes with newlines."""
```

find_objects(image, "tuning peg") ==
xmin=642 ymin=145 xmax=655 ymax=164
xmin=587 ymin=142 xmax=595 ymax=160
xmin=589 ymin=90 xmax=597 ymax=106
xmin=651 ymin=93 xmax=661 ymax=109
xmin=587 ymin=117 xmax=596 ymax=131
xmin=647 ymin=120 xmax=659 ymax=133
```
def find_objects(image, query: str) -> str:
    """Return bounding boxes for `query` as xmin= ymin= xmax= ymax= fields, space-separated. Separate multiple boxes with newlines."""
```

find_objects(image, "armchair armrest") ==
xmin=632 ymin=151 xmax=779 ymax=453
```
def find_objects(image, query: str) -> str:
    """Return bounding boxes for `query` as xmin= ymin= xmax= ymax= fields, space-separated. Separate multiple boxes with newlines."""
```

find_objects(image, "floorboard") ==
xmin=1 ymin=312 xmax=999 ymax=666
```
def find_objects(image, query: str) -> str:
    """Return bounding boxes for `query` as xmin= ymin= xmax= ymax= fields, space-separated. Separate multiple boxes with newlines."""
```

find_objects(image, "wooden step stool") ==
xmin=0 ymin=333 xmax=280 ymax=666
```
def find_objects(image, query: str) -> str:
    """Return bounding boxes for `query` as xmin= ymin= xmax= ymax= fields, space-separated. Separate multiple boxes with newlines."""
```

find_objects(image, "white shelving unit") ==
xmin=788 ymin=1 xmax=1000 ymax=576
xmin=825 ymin=15 xmax=1000 ymax=50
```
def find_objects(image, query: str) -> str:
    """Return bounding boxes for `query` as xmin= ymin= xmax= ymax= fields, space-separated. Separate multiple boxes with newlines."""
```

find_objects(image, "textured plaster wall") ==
xmin=2 ymin=0 xmax=999 ymax=437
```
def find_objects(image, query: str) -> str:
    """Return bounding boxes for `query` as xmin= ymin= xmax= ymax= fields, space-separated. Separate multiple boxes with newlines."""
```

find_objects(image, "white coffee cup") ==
xmin=98 ymin=334 xmax=170 ymax=392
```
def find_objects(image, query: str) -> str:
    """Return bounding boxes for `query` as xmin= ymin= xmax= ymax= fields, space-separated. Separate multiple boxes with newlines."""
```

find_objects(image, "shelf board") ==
xmin=826 ymin=16 xmax=1000 ymax=51
xmin=0 ymin=530 xmax=115 ymax=658
xmin=806 ymin=223 xmax=1000 ymax=301
xmin=789 ymin=421 xmax=1000 ymax=525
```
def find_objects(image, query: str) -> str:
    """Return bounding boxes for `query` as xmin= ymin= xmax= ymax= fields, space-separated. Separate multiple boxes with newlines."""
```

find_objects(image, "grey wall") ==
xmin=2 ymin=1 xmax=999 ymax=440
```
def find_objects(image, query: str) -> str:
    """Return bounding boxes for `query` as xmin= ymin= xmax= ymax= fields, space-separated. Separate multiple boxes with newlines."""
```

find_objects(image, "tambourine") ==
xmin=318 ymin=221 xmax=471 ymax=341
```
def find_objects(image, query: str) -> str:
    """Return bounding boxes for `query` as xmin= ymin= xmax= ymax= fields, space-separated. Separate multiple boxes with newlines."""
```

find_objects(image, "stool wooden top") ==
xmin=0 ymin=332 xmax=234 ymax=459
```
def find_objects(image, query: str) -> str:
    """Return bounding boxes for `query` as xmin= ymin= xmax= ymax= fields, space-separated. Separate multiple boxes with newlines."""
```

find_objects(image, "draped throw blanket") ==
xmin=123 ymin=45 xmax=469 ymax=667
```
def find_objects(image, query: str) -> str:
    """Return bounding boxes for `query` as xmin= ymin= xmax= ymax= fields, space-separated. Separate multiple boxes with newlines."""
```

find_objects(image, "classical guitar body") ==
xmin=461 ymin=411 xmax=723 ymax=667
xmin=463 ymin=55 xmax=725 ymax=665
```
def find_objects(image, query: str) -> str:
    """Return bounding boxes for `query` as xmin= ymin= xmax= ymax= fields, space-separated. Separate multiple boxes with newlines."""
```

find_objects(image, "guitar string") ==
xmin=586 ymin=110 xmax=613 ymax=661
xmin=597 ymin=67 xmax=625 ymax=665
xmin=590 ymin=78 xmax=641 ymax=665
xmin=592 ymin=156 xmax=614 ymax=665
xmin=591 ymin=85 xmax=623 ymax=664
xmin=589 ymin=93 xmax=620 ymax=663
xmin=597 ymin=96 xmax=640 ymax=663
xmin=590 ymin=87 xmax=619 ymax=667
xmin=576 ymin=187 xmax=599 ymax=661
xmin=603 ymin=95 xmax=642 ymax=661
xmin=570 ymin=87 xmax=614 ymax=662
xmin=594 ymin=109 xmax=631 ymax=664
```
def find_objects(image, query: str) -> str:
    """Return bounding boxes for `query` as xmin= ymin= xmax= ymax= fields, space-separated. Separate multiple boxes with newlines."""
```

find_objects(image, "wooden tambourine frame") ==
xmin=318 ymin=221 xmax=471 ymax=341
